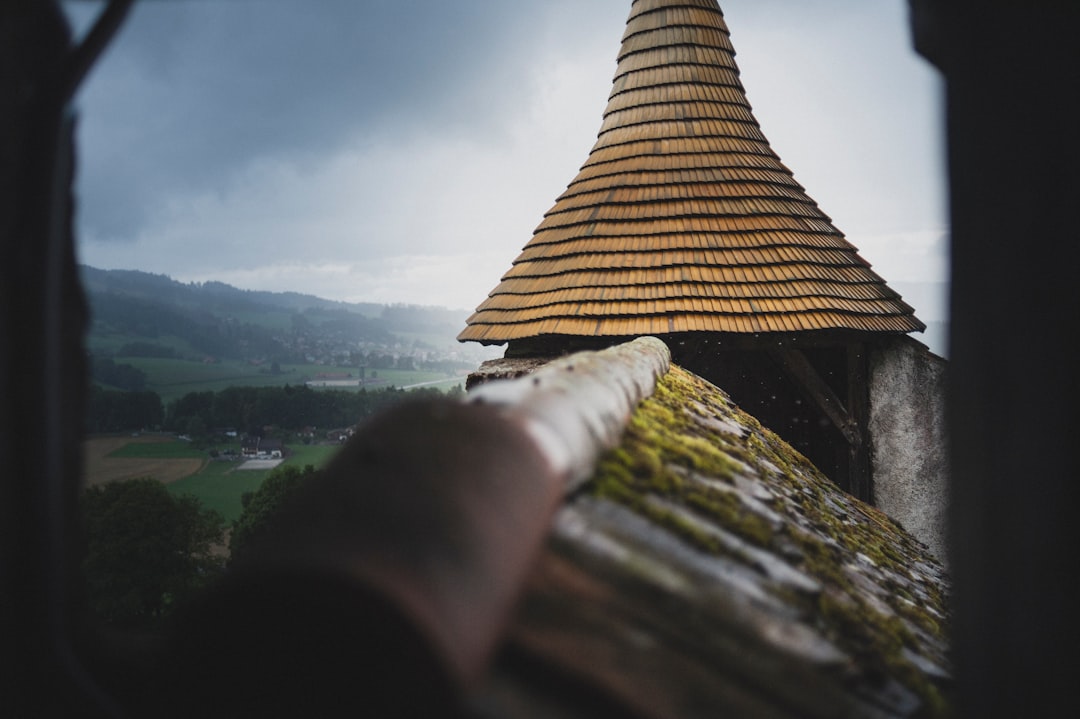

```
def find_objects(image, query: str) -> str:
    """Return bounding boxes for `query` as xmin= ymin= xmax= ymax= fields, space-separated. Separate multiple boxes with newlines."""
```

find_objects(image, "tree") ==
xmin=84 ymin=386 xmax=163 ymax=433
xmin=80 ymin=478 xmax=225 ymax=628
xmin=165 ymin=390 xmax=214 ymax=432
xmin=213 ymin=385 xmax=259 ymax=431
xmin=229 ymin=464 xmax=319 ymax=562
xmin=90 ymin=356 xmax=148 ymax=391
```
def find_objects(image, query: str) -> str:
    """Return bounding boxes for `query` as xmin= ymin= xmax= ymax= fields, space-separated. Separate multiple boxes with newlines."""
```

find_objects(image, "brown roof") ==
xmin=459 ymin=0 xmax=924 ymax=345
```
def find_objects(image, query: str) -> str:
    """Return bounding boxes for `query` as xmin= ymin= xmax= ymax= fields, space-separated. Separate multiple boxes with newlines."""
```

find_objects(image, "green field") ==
xmin=168 ymin=443 xmax=341 ymax=522
xmin=167 ymin=465 xmax=268 ymax=523
xmin=101 ymin=439 xmax=344 ymax=523
xmin=277 ymin=443 xmax=342 ymax=468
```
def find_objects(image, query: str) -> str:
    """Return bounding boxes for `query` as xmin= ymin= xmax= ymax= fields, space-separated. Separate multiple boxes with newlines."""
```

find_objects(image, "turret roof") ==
xmin=459 ymin=0 xmax=924 ymax=345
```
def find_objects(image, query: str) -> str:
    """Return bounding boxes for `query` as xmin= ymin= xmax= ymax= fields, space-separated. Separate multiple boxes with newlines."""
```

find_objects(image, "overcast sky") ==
xmin=63 ymin=1 xmax=947 ymax=340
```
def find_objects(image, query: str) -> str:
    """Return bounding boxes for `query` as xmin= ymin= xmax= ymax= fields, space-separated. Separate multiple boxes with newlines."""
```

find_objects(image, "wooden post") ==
xmin=846 ymin=343 xmax=870 ymax=503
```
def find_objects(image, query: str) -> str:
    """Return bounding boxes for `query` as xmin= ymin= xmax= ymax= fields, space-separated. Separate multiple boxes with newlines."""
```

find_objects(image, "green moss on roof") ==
xmin=584 ymin=364 xmax=952 ymax=716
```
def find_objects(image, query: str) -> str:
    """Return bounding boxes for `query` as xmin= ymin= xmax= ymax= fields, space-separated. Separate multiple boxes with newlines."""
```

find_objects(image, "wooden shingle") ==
xmin=459 ymin=0 xmax=923 ymax=345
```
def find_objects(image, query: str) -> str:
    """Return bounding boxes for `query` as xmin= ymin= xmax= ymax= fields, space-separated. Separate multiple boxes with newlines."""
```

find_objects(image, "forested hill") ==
xmin=80 ymin=265 xmax=386 ymax=317
xmin=78 ymin=265 xmax=493 ymax=366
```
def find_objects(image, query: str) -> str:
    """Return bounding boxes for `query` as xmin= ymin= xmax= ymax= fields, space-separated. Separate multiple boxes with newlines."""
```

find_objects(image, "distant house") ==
xmin=327 ymin=428 xmax=354 ymax=444
xmin=259 ymin=439 xmax=283 ymax=459
xmin=240 ymin=436 xmax=285 ymax=459
xmin=240 ymin=437 xmax=260 ymax=458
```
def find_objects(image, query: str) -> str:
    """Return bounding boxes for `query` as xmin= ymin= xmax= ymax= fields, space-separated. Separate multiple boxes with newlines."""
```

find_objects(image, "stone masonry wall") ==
xmin=869 ymin=336 xmax=950 ymax=567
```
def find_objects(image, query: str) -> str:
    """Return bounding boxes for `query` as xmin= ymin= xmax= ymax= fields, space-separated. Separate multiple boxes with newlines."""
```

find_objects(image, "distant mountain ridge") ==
xmin=78 ymin=265 xmax=495 ymax=365
xmin=78 ymin=266 xmax=946 ymax=364
xmin=80 ymin=265 xmax=386 ymax=317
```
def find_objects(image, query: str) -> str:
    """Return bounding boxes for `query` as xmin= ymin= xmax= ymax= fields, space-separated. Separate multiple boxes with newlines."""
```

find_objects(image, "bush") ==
xmin=228 ymin=464 xmax=319 ymax=562
xmin=81 ymin=478 xmax=225 ymax=628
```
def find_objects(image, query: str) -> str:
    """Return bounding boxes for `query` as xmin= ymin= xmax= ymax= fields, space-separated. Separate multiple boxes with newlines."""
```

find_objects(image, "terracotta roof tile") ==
xmin=459 ymin=0 xmax=923 ymax=344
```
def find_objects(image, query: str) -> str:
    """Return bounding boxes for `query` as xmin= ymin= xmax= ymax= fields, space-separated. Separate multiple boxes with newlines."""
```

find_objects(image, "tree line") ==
xmin=90 ymin=356 xmax=149 ymax=391
xmin=85 ymin=383 xmax=459 ymax=436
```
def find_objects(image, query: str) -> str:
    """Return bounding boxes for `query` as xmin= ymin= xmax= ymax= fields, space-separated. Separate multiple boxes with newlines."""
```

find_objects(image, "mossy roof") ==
xmin=459 ymin=0 xmax=923 ymax=346
xmin=473 ymin=363 xmax=951 ymax=718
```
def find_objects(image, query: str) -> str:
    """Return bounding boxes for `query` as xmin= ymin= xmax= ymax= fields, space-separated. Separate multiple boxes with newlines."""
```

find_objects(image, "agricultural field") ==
xmin=83 ymin=435 xmax=206 ymax=486
xmin=82 ymin=435 xmax=344 ymax=522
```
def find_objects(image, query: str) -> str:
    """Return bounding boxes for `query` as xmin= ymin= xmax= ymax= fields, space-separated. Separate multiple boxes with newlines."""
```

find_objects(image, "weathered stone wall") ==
xmin=868 ymin=336 xmax=949 ymax=566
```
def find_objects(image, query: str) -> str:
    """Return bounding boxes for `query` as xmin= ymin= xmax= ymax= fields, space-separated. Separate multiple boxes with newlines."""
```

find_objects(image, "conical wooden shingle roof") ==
xmin=458 ymin=0 xmax=924 ymax=345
